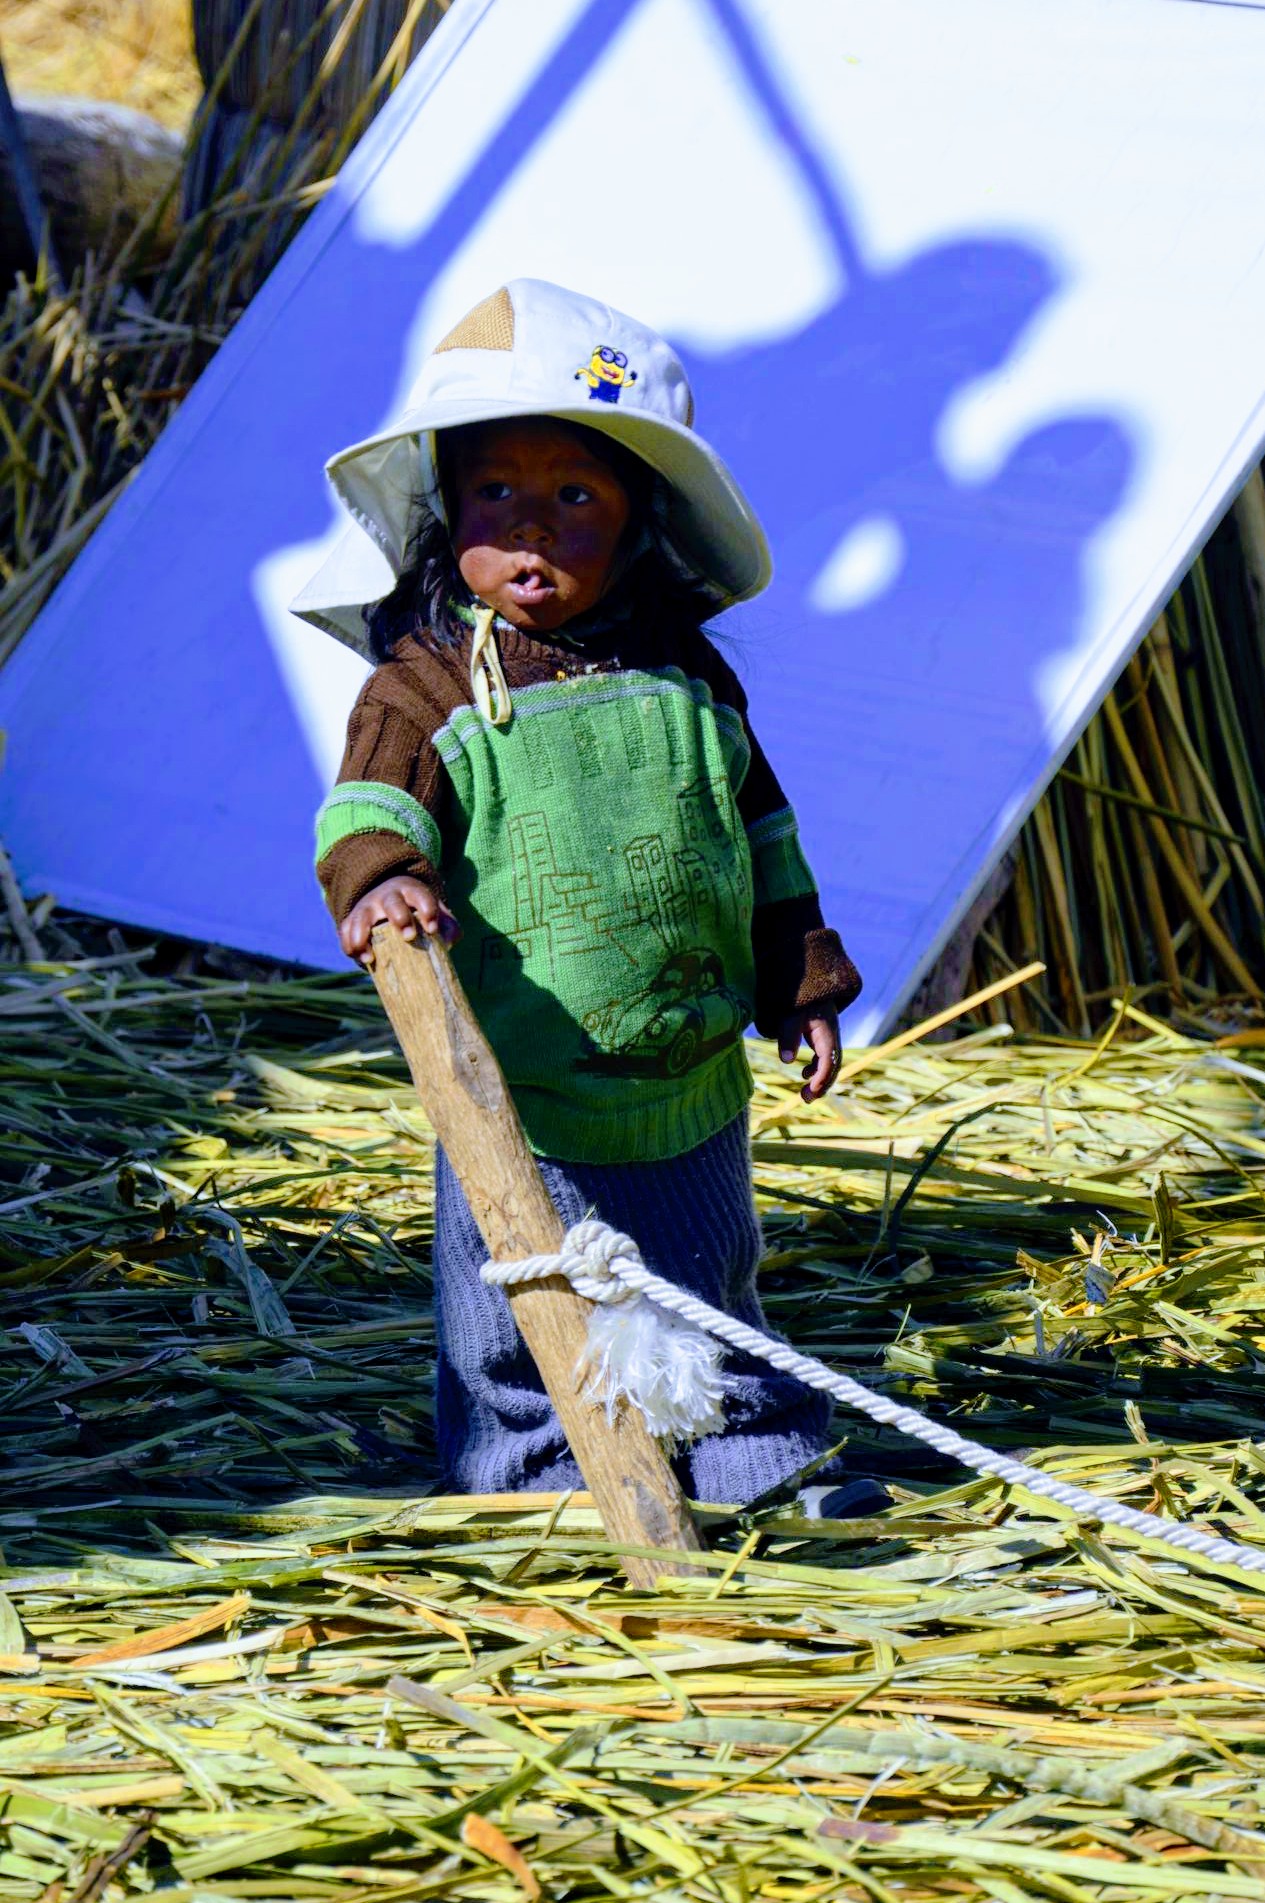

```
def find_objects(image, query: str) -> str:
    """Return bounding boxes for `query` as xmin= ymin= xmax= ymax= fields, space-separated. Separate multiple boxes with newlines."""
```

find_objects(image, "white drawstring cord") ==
xmin=470 ymin=604 xmax=512 ymax=726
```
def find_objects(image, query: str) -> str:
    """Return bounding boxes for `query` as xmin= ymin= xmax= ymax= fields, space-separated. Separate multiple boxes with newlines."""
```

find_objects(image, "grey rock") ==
xmin=1 ymin=95 xmax=182 ymax=280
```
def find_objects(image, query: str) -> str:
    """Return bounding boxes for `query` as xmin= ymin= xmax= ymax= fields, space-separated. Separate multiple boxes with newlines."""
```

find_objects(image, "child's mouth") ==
xmin=506 ymin=570 xmax=556 ymax=605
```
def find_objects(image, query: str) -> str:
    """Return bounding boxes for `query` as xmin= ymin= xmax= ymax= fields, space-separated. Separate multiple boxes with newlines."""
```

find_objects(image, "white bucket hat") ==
xmin=288 ymin=277 xmax=771 ymax=655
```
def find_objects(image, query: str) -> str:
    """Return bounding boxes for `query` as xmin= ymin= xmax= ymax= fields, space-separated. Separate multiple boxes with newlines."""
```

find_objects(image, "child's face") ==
xmin=446 ymin=418 xmax=633 ymax=633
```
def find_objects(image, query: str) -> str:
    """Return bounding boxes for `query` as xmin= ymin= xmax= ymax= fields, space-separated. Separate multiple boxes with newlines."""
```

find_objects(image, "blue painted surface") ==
xmin=0 ymin=0 xmax=1140 ymax=1029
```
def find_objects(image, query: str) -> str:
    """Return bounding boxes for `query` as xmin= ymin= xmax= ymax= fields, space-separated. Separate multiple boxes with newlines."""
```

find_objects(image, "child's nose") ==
xmin=511 ymin=514 xmax=553 ymax=546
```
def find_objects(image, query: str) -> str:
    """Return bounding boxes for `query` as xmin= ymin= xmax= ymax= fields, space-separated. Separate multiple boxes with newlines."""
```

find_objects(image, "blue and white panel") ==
xmin=4 ymin=0 xmax=1265 ymax=1036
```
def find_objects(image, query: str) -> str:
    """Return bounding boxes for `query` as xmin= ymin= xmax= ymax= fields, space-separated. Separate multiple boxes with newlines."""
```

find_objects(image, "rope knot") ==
xmin=556 ymin=1218 xmax=643 ymax=1304
xmin=480 ymin=1218 xmax=727 ymax=1444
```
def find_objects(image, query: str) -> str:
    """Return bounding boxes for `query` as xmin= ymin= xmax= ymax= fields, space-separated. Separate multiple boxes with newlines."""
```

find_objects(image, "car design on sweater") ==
xmin=575 ymin=948 xmax=747 ymax=1077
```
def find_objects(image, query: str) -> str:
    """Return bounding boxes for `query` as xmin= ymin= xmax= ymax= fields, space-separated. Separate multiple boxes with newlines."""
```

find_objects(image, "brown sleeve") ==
xmin=315 ymin=661 xmax=449 ymax=924
xmin=682 ymin=637 xmax=863 ymax=1031
xmin=318 ymin=828 xmax=444 ymax=926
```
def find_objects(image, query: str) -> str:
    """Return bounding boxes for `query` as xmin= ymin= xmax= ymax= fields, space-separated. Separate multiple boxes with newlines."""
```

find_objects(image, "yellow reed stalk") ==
xmin=834 ymin=960 xmax=1045 ymax=1087
xmin=1103 ymin=694 xmax=1261 ymax=997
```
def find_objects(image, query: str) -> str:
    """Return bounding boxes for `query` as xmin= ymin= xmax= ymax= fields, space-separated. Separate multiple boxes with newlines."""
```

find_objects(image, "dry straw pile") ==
xmin=0 ymin=0 xmax=200 ymax=129
xmin=0 ymin=0 xmax=445 ymax=663
xmin=971 ymin=501 xmax=1265 ymax=1036
xmin=3 ymin=910 xmax=1265 ymax=1898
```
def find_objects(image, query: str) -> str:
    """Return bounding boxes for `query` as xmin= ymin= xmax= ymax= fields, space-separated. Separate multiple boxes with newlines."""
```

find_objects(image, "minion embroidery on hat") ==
xmin=576 ymin=344 xmax=637 ymax=404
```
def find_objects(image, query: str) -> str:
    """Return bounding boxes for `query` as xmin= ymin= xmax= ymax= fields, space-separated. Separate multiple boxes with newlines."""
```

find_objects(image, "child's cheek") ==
xmin=457 ymin=545 xmax=497 ymax=596
xmin=453 ymin=501 xmax=499 ymax=551
xmin=559 ymin=519 xmax=619 ymax=574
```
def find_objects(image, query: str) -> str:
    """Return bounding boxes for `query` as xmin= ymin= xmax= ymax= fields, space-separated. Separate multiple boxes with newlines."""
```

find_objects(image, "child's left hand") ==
xmin=777 ymin=1008 xmax=841 ymax=1103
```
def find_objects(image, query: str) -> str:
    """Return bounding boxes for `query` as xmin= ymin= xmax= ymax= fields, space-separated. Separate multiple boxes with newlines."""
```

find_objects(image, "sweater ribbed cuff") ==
xmin=316 ymin=828 xmax=444 ymax=925
xmin=752 ymin=896 xmax=862 ymax=1036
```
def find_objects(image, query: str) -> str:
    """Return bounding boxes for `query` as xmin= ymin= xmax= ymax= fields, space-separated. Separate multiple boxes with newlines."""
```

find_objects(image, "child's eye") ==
xmin=559 ymin=483 xmax=593 ymax=504
xmin=477 ymin=481 xmax=512 ymax=501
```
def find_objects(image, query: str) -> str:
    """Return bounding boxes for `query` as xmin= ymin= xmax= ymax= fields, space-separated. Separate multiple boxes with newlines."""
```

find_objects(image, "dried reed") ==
xmin=0 ymin=0 xmax=200 ymax=129
xmin=970 ymin=482 xmax=1265 ymax=1034
xmin=3 ymin=915 xmax=1265 ymax=1898
xmin=5 ymin=12 xmax=1265 ymax=1895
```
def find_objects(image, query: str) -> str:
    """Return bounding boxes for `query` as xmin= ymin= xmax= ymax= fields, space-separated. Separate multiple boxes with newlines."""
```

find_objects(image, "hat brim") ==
xmin=289 ymin=395 xmax=771 ymax=654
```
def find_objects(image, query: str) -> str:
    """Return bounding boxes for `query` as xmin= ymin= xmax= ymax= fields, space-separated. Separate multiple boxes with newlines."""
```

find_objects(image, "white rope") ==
xmin=482 ymin=1218 xmax=1265 ymax=1574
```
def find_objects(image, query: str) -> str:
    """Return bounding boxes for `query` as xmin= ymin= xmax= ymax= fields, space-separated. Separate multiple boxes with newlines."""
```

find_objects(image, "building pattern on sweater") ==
xmin=315 ymin=618 xmax=860 ymax=1163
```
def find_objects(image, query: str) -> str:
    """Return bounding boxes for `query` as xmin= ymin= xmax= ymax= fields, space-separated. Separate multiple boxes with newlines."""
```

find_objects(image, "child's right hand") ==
xmin=339 ymin=876 xmax=462 ymax=966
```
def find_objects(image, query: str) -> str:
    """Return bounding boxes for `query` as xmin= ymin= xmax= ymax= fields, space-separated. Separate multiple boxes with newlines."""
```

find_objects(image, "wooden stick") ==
xmin=368 ymin=922 xmax=706 ymax=1587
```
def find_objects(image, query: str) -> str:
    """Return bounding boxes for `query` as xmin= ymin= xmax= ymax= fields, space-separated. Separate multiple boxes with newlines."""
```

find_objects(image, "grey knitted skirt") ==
xmin=432 ymin=1111 xmax=834 ymax=1504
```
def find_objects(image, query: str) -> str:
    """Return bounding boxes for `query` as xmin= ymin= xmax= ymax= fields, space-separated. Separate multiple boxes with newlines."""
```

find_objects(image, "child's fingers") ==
xmin=400 ymin=884 xmax=463 ymax=944
xmin=338 ymin=881 xmax=458 ymax=967
xmin=405 ymin=884 xmax=440 ymax=934
xmin=382 ymin=886 xmax=422 ymax=940
xmin=340 ymin=904 xmax=372 ymax=961
xmin=800 ymin=1017 xmax=841 ymax=1102
xmin=800 ymin=1048 xmax=831 ymax=1100
xmin=338 ymin=909 xmax=379 ymax=970
xmin=776 ymin=1013 xmax=802 ymax=1063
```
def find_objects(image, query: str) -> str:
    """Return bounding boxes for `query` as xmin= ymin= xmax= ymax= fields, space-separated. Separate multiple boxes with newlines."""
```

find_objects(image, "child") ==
xmin=295 ymin=279 xmax=876 ymax=1509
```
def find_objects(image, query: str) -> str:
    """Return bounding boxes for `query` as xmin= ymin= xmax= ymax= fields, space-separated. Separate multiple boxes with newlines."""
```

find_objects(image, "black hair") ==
xmin=363 ymin=510 xmax=470 ymax=661
xmin=361 ymin=419 xmax=716 ymax=663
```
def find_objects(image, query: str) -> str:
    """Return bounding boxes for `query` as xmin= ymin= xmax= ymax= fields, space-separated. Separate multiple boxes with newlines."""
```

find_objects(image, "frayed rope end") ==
xmin=578 ymin=1295 xmax=727 ymax=1446
xmin=481 ymin=1218 xmax=728 ymax=1446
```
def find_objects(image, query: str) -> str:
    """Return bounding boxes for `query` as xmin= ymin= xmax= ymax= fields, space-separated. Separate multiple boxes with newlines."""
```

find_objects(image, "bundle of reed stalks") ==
xmin=0 ymin=0 xmax=444 ymax=658
xmin=967 ymin=485 xmax=1265 ymax=1035
xmin=6 ymin=14 xmax=1265 ymax=1896
xmin=3 ymin=912 xmax=1265 ymax=1898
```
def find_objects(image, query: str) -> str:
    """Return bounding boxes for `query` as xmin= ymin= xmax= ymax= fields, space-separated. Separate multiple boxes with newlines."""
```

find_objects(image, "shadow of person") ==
xmin=682 ymin=237 xmax=1134 ymax=695
xmin=704 ymin=238 xmax=1057 ymax=519
xmin=670 ymin=237 xmax=1134 ymax=1010
xmin=1 ymin=0 xmax=1139 ymax=996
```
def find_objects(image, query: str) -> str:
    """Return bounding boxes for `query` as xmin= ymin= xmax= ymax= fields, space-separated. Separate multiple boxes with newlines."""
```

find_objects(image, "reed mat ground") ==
xmin=4 ymin=931 xmax=1265 ymax=1900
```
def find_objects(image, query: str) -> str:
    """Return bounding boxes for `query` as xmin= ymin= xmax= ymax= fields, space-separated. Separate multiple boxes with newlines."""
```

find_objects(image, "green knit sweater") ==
xmin=315 ymin=620 xmax=860 ymax=1163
